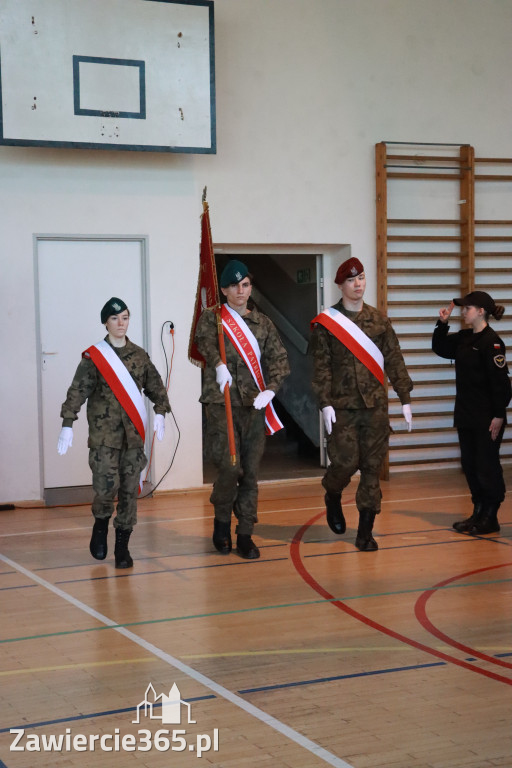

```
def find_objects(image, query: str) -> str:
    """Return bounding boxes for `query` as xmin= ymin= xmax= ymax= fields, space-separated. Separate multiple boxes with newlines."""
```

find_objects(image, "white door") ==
xmin=37 ymin=237 xmax=147 ymax=494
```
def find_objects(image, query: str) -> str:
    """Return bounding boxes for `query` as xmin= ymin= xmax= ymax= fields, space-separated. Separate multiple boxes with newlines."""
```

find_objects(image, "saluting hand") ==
xmin=489 ymin=417 xmax=504 ymax=441
xmin=438 ymin=301 xmax=455 ymax=324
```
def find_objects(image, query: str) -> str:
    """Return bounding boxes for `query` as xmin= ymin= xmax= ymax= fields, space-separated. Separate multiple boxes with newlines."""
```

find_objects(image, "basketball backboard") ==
xmin=0 ymin=0 xmax=215 ymax=153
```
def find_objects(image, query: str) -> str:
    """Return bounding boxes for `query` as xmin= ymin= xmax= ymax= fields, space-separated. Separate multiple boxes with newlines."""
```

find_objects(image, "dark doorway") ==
xmin=202 ymin=252 xmax=323 ymax=483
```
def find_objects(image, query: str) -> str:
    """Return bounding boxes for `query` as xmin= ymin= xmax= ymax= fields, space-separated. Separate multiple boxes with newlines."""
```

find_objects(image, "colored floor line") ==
xmin=0 ymin=657 xmax=155 ymax=678
xmin=0 ymin=529 xmax=508 ymax=593
xmin=239 ymin=660 xmax=447 ymax=693
xmin=0 ymin=490 xmax=477 ymax=542
xmin=1 ymin=535 xmax=510 ymax=593
xmin=7 ymin=651 xmax=511 ymax=737
xmin=0 ymin=552 xmax=354 ymax=768
xmin=290 ymin=511 xmax=512 ymax=686
xmin=0 ymin=662 xmax=448 ymax=737
xmin=415 ymin=561 xmax=512 ymax=670
xmin=0 ymin=653 xmax=495 ymax=735
xmin=0 ymin=505 xmax=327 ymax=541
xmin=53 ymin=554 xmax=290 ymax=584
xmin=303 ymin=536 xmax=508 ymax=560
xmin=2 ymin=647 xmax=512 ymax=680
xmin=3 ymin=575 xmax=512 ymax=645
xmin=0 ymin=695 xmax=215 ymax=735
xmin=182 ymin=646 xmax=512 ymax=661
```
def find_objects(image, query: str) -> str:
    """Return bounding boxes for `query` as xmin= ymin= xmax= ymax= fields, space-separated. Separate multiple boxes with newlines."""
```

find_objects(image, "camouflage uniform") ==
xmin=61 ymin=336 xmax=171 ymax=529
xmin=309 ymin=300 xmax=412 ymax=513
xmin=195 ymin=306 xmax=290 ymax=534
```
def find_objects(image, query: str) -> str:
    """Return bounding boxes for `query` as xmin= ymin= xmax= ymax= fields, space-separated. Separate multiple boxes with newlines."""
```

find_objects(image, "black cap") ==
xmin=220 ymin=260 xmax=249 ymax=288
xmin=101 ymin=297 xmax=128 ymax=324
xmin=453 ymin=291 xmax=495 ymax=314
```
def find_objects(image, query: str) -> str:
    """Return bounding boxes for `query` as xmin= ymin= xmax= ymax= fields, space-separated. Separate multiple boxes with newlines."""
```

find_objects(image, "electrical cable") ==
xmin=139 ymin=320 xmax=181 ymax=498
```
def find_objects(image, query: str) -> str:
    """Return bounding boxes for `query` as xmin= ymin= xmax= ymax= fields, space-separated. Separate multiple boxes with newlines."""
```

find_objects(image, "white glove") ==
xmin=154 ymin=414 xmax=165 ymax=441
xmin=215 ymin=363 xmax=232 ymax=393
xmin=402 ymin=404 xmax=413 ymax=432
xmin=321 ymin=406 xmax=336 ymax=435
xmin=57 ymin=427 xmax=73 ymax=455
xmin=253 ymin=390 xmax=275 ymax=410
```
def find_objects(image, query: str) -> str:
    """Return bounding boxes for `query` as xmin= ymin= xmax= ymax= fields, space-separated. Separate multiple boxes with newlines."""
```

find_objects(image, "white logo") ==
xmin=235 ymin=270 xmax=242 ymax=281
xmin=10 ymin=681 xmax=218 ymax=756
xmin=132 ymin=683 xmax=195 ymax=725
xmin=113 ymin=301 xmax=122 ymax=311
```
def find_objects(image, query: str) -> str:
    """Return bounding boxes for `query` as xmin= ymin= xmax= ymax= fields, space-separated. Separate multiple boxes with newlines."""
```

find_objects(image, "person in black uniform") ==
xmin=432 ymin=291 xmax=511 ymax=534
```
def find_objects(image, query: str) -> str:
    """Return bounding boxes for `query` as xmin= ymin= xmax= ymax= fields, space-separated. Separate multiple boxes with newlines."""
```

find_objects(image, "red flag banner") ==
xmin=188 ymin=194 xmax=237 ymax=465
xmin=188 ymin=200 xmax=220 ymax=367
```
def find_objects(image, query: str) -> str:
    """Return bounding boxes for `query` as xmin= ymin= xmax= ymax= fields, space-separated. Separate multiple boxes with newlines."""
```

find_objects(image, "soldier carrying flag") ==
xmin=189 ymin=193 xmax=289 ymax=559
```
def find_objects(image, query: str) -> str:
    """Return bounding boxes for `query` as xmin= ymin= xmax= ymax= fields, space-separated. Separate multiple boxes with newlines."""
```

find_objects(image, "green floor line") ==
xmin=2 ymin=576 xmax=511 ymax=645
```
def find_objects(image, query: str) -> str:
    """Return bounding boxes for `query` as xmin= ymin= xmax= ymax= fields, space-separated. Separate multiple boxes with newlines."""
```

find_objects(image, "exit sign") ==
xmin=297 ymin=268 xmax=313 ymax=284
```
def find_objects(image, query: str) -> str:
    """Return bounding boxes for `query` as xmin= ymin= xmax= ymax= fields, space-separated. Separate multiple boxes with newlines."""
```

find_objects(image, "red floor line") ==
xmin=290 ymin=511 xmax=512 ymax=686
xmin=414 ymin=561 xmax=512 ymax=669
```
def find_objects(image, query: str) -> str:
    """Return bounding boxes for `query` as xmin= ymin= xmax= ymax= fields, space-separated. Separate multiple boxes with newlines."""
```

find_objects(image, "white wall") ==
xmin=2 ymin=0 xmax=512 ymax=502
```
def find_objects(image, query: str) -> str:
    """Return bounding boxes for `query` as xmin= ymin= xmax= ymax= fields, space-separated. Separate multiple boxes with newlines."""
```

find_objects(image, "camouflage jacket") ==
xmin=60 ymin=336 xmax=171 ymax=449
xmin=309 ymin=301 xmax=413 ymax=410
xmin=194 ymin=306 xmax=290 ymax=406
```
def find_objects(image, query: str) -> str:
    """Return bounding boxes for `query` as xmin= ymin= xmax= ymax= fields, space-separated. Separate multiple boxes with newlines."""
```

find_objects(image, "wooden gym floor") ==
xmin=1 ymin=466 xmax=511 ymax=768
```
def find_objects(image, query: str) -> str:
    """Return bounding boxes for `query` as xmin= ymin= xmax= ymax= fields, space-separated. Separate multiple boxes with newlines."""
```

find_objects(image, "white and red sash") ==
xmin=83 ymin=339 xmax=147 ymax=491
xmin=312 ymin=307 xmax=384 ymax=385
xmin=220 ymin=304 xmax=283 ymax=435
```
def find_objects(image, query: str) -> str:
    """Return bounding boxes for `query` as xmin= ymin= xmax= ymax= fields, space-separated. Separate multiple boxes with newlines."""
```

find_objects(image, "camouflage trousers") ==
xmin=322 ymin=407 xmax=390 ymax=513
xmin=88 ymin=444 xmax=147 ymax=529
xmin=205 ymin=404 xmax=266 ymax=535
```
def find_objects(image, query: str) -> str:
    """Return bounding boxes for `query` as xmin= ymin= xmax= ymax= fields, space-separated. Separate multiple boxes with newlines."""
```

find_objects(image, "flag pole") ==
xmin=201 ymin=194 xmax=237 ymax=467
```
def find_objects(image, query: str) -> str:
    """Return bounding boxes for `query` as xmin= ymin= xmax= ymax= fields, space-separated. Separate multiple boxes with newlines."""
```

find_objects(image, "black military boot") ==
xmin=453 ymin=501 xmax=483 ymax=533
xmin=325 ymin=492 xmax=346 ymax=535
xmin=355 ymin=510 xmax=378 ymax=551
xmin=212 ymin=519 xmax=232 ymax=554
xmin=89 ymin=517 xmax=109 ymax=560
xmin=114 ymin=528 xmax=134 ymax=569
xmin=469 ymin=503 xmax=500 ymax=535
xmin=236 ymin=534 xmax=260 ymax=560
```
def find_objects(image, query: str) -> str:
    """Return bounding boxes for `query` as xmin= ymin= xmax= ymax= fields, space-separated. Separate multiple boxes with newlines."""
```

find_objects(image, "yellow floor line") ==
xmin=0 ymin=657 xmax=153 ymax=677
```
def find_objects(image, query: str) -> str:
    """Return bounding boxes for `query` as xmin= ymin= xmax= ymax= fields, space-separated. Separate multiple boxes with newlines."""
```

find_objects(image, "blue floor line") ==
xmin=239 ymin=660 xmax=447 ymax=694
xmin=1 ymin=652 xmax=495 ymax=735
xmin=0 ymin=694 xmax=216 ymax=735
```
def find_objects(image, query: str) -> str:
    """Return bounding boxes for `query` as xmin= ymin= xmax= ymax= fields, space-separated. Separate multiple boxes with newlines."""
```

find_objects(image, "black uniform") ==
xmin=432 ymin=321 xmax=511 ymax=506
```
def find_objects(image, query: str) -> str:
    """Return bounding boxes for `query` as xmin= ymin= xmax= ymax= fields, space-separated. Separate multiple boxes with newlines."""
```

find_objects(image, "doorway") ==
xmin=202 ymin=250 xmax=325 ymax=483
xmin=35 ymin=236 xmax=149 ymax=504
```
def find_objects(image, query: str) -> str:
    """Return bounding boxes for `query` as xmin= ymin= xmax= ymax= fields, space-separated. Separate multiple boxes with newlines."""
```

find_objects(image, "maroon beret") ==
xmin=334 ymin=257 xmax=364 ymax=285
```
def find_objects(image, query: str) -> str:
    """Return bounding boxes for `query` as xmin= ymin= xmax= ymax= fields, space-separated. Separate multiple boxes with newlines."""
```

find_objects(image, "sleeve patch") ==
xmin=494 ymin=354 xmax=506 ymax=368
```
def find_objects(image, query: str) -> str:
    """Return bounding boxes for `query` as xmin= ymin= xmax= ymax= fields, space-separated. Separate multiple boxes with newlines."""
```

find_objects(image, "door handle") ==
xmin=41 ymin=351 xmax=58 ymax=371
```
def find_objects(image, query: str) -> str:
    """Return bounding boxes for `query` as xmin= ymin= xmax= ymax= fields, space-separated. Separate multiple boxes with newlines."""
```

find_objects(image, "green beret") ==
xmin=101 ymin=297 xmax=128 ymax=324
xmin=220 ymin=260 xmax=249 ymax=288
